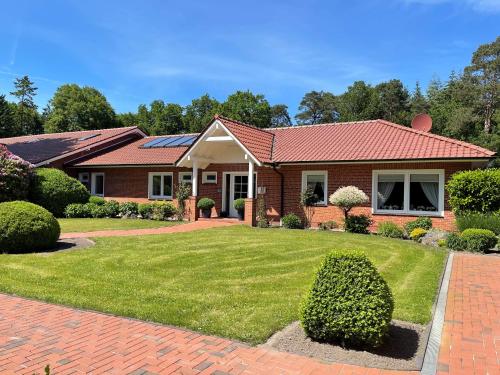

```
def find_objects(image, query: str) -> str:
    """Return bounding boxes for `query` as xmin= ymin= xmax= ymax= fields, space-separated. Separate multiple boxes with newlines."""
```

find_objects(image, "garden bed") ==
xmin=263 ymin=320 xmax=428 ymax=370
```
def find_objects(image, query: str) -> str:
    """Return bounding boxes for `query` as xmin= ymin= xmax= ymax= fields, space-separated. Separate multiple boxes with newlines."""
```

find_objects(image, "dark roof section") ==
xmin=0 ymin=127 xmax=144 ymax=165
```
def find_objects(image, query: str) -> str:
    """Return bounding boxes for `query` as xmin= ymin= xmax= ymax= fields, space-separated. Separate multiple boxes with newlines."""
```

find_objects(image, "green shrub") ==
xmin=461 ymin=228 xmax=498 ymax=253
xmin=30 ymin=168 xmax=89 ymax=217
xmin=456 ymin=213 xmax=500 ymax=235
xmin=119 ymin=202 xmax=139 ymax=216
xmin=233 ymin=198 xmax=245 ymax=212
xmin=404 ymin=217 xmax=433 ymax=234
xmin=103 ymin=200 xmax=120 ymax=217
xmin=446 ymin=168 xmax=500 ymax=214
xmin=344 ymin=214 xmax=372 ymax=234
xmin=282 ymin=213 xmax=303 ymax=229
xmin=0 ymin=144 xmax=33 ymax=202
xmin=318 ymin=221 xmax=338 ymax=230
xmin=301 ymin=251 xmax=394 ymax=348
xmin=446 ymin=233 xmax=467 ymax=251
xmin=138 ymin=203 xmax=153 ymax=219
xmin=64 ymin=203 xmax=92 ymax=218
xmin=151 ymin=201 xmax=176 ymax=220
xmin=0 ymin=201 xmax=60 ymax=253
xmin=197 ymin=198 xmax=215 ymax=210
xmin=89 ymin=195 xmax=105 ymax=205
xmin=438 ymin=239 xmax=447 ymax=247
xmin=377 ymin=222 xmax=404 ymax=238
xmin=410 ymin=228 xmax=427 ymax=241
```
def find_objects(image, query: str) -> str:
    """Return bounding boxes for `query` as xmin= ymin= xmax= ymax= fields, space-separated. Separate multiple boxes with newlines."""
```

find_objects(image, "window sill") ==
xmin=373 ymin=210 xmax=444 ymax=218
xmin=149 ymin=197 xmax=173 ymax=200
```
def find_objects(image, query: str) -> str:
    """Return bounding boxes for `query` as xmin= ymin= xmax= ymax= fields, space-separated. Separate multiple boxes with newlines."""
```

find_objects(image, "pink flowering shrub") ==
xmin=0 ymin=144 xmax=34 ymax=202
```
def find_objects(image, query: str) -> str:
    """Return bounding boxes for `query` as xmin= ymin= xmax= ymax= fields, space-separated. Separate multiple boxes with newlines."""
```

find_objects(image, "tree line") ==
xmin=0 ymin=36 xmax=498 ymax=155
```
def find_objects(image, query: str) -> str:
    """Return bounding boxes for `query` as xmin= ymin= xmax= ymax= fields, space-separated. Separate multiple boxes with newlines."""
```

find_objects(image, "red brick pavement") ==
xmin=436 ymin=254 xmax=500 ymax=375
xmin=0 ymin=253 xmax=496 ymax=374
xmin=59 ymin=219 xmax=239 ymax=239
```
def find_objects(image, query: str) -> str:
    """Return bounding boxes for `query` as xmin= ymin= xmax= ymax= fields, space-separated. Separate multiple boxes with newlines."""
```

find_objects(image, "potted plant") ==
xmin=197 ymin=197 xmax=215 ymax=218
xmin=234 ymin=198 xmax=245 ymax=220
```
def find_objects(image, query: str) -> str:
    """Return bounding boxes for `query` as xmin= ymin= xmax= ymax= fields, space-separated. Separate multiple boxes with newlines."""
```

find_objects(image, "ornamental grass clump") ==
xmin=301 ymin=251 xmax=394 ymax=348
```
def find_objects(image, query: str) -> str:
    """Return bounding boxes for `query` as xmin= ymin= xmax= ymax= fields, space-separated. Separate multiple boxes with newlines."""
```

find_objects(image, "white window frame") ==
xmin=301 ymin=170 xmax=328 ymax=206
xmin=202 ymin=171 xmax=217 ymax=184
xmin=91 ymin=172 xmax=105 ymax=197
xmin=178 ymin=172 xmax=193 ymax=185
xmin=372 ymin=169 xmax=445 ymax=217
xmin=148 ymin=172 xmax=174 ymax=200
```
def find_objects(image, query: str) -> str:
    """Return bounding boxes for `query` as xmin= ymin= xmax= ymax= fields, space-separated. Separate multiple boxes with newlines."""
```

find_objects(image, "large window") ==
xmin=301 ymin=171 xmax=328 ymax=205
xmin=148 ymin=172 xmax=173 ymax=199
xmin=91 ymin=173 xmax=104 ymax=197
xmin=372 ymin=170 xmax=444 ymax=216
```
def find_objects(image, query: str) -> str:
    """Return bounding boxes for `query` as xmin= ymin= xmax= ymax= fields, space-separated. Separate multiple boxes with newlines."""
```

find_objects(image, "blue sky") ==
xmin=0 ymin=0 xmax=498 ymax=117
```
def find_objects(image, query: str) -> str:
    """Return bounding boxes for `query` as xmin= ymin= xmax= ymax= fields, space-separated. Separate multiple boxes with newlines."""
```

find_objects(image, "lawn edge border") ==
xmin=420 ymin=251 xmax=453 ymax=375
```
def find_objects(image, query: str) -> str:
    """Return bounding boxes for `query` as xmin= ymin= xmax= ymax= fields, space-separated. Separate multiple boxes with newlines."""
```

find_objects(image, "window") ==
xmin=178 ymin=172 xmax=192 ymax=186
xmin=148 ymin=172 xmax=173 ymax=199
xmin=91 ymin=173 xmax=105 ymax=197
xmin=78 ymin=172 xmax=90 ymax=190
xmin=202 ymin=171 xmax=217 ymax=184
xmin=301 ymin=171 xmax=328 ymax=205
xmin=372 ymin=170 xmax=444 ymax=216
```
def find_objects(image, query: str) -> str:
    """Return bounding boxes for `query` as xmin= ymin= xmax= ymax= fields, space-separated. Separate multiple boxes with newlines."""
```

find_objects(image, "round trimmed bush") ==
xmin=30 ymin=168 xmax=89 ymax=217
xmin=461 ymin=228 xmax=498 ymax=253
xmin=0 ymin=201 xmax=60 ymax=253
xmin=197 ymin=198 xmax=215 ymax=210
xmin=344 ymin=214 xmax=372 ymax=234
xmin=410 ymin=228 xmax=427 ymax=241
xmin=301 ymin=251 xmax=394 ymax=348
xmin=64 ymin=203 xmax=92 ymax=218
xmin=377 ymin=222 xmax=404 ymax=238
xmin=282 ymin=213 xmax=303 ymax=229
xmin=446 ymin=233 xmax=467 ymax=251
xmin=103 ymin=200 xmax=120 ymax=217
xmin=89 ymin=195 xmax=106 ymax=205
xmin=233 ymin=198 xmax=245 ymax=212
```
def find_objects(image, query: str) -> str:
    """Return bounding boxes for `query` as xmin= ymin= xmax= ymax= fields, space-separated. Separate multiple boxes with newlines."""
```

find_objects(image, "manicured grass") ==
xmin=0 ymin=226 xmax=447 ymax=344
xmin=58 ymin=218 xmax=182 ymax=233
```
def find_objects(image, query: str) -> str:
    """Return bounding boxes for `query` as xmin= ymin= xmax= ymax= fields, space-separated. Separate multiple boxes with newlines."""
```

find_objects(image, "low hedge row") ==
xmin=446 ymin=228 xmax=498 ymax=253
xmin=64 ymin=199 xmax=176 ymax=221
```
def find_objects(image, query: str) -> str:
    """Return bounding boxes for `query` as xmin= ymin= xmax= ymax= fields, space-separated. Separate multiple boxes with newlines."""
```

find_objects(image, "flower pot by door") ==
xmin=201 ymin=209 xmax=211 ymax=218
xmin=237 ymin=210 xmax=244 ymax=220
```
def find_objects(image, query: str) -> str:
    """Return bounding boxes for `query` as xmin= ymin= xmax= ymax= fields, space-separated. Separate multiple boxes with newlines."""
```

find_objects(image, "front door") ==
xmin=229 ymin=174 xmax=249 ymax=217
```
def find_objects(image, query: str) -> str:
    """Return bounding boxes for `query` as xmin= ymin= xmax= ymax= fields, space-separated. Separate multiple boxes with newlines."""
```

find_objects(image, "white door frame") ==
xmin=222 ymin=172 xmax=257 ymax=217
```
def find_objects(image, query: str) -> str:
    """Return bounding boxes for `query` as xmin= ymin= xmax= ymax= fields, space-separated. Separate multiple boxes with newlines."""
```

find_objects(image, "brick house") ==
xmin=1 ymin=115 xmax=495 ymax=230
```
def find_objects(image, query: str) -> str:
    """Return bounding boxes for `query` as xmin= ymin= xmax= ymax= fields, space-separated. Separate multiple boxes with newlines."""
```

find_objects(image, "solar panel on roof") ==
xmin=142 ymin=138 xmax=166 ymax=148
xmin=142 ymin=135 xmax=197 ymax=148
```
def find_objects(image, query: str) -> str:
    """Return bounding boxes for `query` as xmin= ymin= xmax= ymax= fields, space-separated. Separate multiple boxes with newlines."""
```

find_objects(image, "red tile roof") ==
xmin=0 ymin=127 xmax=142 ymax=165
xmin=216 ymin=116 xmax=274 ymax=163
xmin=72 ymin=135 xmax=196 ymax=166
xmin=266 ymin=119 xmax=495 ymax=162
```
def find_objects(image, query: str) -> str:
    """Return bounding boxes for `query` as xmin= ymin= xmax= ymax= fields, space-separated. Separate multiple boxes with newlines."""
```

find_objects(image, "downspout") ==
xmin=272 ymin=163 xmax=285 ymax=218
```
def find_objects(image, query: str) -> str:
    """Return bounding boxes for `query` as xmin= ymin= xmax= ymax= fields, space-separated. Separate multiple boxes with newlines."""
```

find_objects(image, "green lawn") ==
xmin=58 ymin=218 xmax=182 ymax=233
xmin=0 ymin=226 xmax=447 ymax=344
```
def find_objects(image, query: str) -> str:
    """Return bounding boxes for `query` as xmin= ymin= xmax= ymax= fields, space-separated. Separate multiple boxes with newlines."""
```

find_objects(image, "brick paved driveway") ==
xmin=0 ymin=253 xmax=496 ymax=374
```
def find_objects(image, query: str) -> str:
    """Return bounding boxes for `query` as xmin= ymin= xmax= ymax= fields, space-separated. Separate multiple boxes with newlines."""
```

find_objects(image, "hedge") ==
xmin=446 ymin=168 xmax=500 ymax=214
xmin=30 ymin=168 xmax=89 ymax=217
xmin=0 ymin=201 xmax=60 ymax=253
xmin=0 ymin=145 xmax=33 ymax=202
xmin=461 ymin=228 xmax=498 ymax=253
xmin=301 ymin=251 xmax=393 ymax=348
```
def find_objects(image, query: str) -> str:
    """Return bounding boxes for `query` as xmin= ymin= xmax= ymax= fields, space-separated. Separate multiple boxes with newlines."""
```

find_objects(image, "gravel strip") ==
xmin=261 ymin=320 xmax=429 ymax=371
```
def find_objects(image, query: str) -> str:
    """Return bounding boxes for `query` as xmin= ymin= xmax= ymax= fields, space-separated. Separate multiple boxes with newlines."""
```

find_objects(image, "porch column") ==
xmin=248 ymin=161 xmax=254 ymax=199
xmin=192 ymin=159 xmax=198 ymax=197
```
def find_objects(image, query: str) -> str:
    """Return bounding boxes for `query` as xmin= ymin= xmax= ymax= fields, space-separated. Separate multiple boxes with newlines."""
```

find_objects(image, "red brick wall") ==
xmin=66 ymin=160 xmax=476 ymax=231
